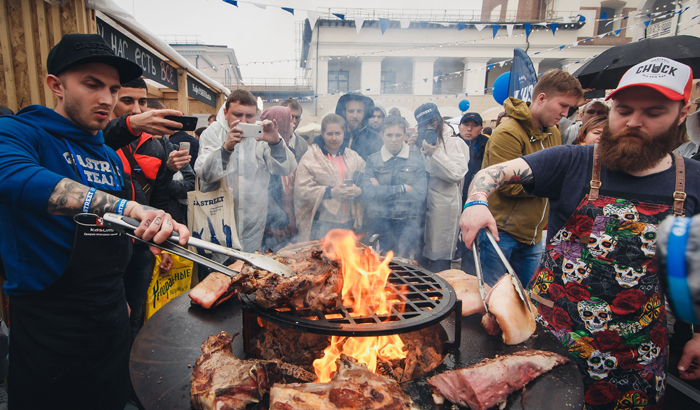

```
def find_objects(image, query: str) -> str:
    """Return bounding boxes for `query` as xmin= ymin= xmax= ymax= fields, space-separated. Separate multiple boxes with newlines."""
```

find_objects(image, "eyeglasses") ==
xmin=585 ymin=109 xmax=607 ymax=116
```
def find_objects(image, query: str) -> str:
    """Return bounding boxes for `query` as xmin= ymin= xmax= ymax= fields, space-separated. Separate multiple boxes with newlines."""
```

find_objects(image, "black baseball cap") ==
xmin=414 ymin=103 xmax=440 ymax=126
xmin=460 ymin=113 xmax=483 ymax=126
xmin=47 ymin=34 xmax=143 ymax=83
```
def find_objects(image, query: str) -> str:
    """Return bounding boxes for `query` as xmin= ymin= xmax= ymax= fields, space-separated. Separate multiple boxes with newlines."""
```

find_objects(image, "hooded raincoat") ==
xmin=194 ymin=105 xmax=297 ymax=252
xmin=423 ymin=127 xmax=470 ymax=261
xmin=335 ymin=94 xmax=383 ymax=160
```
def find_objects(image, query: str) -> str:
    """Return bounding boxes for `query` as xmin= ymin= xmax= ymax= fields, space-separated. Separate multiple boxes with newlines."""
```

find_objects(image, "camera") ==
xmin=415 ymin=127 xmax=439 ymax=149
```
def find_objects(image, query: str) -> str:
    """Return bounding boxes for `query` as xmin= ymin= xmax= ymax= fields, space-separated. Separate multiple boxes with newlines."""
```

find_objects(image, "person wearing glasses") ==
xmin=562 ymin=100 xmax=609 ymax=145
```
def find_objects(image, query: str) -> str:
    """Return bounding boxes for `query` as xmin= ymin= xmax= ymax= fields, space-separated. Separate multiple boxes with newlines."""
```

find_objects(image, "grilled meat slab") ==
xmin=428 ymin=350 xmax=569 ymax=410
xmin=269 ymin=354 xmax=419 ymax=410
xmin=189 ymin=261 xmax=244 ymax=308
xmin=434 ymin=269 xmax=491 ymax=316
xmin=481 ymin=274 xmax=537 ymax=345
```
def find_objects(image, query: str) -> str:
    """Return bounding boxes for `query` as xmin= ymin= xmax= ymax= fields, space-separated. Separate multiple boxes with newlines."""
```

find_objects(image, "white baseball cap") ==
xmin=606 ymin=57 xmax=693 ymax=104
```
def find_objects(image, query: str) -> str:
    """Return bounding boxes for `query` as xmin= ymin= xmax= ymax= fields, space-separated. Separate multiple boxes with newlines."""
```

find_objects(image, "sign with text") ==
xmin=187 ymin=76 xmax=216 ymax=107
xmin=96 ymin=17 xmax=178 ymax=90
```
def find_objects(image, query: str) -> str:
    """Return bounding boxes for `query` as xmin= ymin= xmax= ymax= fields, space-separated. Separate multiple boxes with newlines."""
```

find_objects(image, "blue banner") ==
xmin=508 ymin=48 xmax=538 ymax=102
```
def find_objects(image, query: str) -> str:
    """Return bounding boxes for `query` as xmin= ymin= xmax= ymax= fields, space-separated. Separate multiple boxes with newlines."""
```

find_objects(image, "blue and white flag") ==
xmin=508 ymin=48 xmax=538 ymax=102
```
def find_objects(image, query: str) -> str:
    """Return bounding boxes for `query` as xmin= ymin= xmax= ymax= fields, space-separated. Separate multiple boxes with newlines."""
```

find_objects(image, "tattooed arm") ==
xmin=46 ymin=178 xmax=189 ymax=247
xmin=458 ymin=158 xmax=533 ymax=249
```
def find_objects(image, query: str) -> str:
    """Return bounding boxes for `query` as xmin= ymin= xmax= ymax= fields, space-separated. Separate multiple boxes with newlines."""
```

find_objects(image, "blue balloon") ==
xmin=492 ymin=72 xmax=511 ymax=105
xmin=458 ymin=100 xmax=470 ymax=112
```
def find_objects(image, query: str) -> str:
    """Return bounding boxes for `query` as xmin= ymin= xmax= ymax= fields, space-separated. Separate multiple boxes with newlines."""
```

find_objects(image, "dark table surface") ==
xmin=130 ymin=292 xmax=584 ymax=410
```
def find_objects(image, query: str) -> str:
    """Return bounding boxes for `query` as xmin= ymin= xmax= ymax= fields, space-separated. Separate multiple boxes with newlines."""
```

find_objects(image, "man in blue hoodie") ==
xmin=0 ymin=34 xmax=189 ymax=410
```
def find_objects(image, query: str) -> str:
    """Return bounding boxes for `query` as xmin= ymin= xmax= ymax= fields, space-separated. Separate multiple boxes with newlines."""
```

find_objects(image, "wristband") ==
xmin=468 ymin=191 xmax=489 ymax=200
xmin=463 ymin=200 xmax=488 ymax=210
xmin=116 ymin=199 xmax=128 ymax=215
xmin=82 ymin=187 xmax=96 ymax=214
xmin=401 ymin=184 xmax=406 ymax=194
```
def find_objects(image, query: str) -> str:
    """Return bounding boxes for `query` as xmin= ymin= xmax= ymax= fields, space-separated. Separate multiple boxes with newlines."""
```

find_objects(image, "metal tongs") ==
xmin=102 ymin=213 xmax=294 ymax=278
xmin=472 ymin=229 xmax=533 ymax=313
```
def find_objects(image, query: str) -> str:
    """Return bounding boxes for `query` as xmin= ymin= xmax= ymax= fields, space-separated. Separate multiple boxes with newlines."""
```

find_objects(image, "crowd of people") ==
xmin=1 ymin=32 xmax=700 ymax=410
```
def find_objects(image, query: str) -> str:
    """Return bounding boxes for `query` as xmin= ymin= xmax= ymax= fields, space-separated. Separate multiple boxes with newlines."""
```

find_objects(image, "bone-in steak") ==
xmin=428 ymin=350 xmax=569 ymax=410
xmin=270 ymin=354 xmax=419 ymax=410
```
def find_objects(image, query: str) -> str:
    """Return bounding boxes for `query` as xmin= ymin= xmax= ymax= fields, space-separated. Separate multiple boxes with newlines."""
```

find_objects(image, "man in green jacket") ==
xmin=474 ymin=70 xmax=583 ymax=285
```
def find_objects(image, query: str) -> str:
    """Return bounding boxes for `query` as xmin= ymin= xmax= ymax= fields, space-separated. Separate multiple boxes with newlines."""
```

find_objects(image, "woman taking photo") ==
xmin=414 ymin=103 xmax=469 ymax=272
xmin=295 ymin=114 xmax=365 ymax=241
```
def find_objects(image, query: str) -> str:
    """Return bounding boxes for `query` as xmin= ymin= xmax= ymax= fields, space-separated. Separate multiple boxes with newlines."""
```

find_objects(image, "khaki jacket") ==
xmin=482 ymin=97 xmax=561 ymax=245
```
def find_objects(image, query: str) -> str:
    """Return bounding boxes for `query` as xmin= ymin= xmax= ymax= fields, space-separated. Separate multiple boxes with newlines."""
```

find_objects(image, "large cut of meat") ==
xmin=428 ymin=350 xmax=569 ymax=410
xmin=191 ymin=331 xmax=284 ymax=410
xmin=434 ymin=269 xmax=491 ymax=316
xmin=481 ymin=274 xmax=537 ymax=345
xmin=189 ymin=242 xmax=343 ymax=311
xmin=269 ymin=354 xmax=419 ymax=410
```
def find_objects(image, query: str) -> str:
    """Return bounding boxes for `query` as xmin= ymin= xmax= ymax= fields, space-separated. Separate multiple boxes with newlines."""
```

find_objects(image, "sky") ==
xmin=111 ymin=0 xmax=483 ymax=82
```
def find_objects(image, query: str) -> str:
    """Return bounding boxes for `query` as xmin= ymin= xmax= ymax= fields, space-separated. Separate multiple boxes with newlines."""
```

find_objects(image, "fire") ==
xmin=313 ymin=230 xmax=407 ymax=382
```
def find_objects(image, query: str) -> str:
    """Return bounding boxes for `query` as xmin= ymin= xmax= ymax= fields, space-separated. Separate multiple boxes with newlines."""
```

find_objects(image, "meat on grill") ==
xmin=190 ymin=331 xmax=283 ymax=410
xmin=190 ymin=332 xmax=315 ymax=410
xmin=428 ymin=350 xmax=569 ymax=410
xmin=189 ymin=241 xmax=343 ymax=311
xmin=481 ymin=274 xmax=537 ymax=345
xmin=269 ymin=354 xmax=419 ymax=410
xmin=434 ymin=269 xmax=491 ymax=316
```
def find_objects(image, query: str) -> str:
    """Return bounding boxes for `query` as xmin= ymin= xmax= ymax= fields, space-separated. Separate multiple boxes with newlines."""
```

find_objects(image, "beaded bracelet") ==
xmin=115 ymin=199 xmax=128 ymax=215
xmin=463 ymin=200 xmax=488 ymax=210
xmin=82 ymin=187 xmax=96 ymax=214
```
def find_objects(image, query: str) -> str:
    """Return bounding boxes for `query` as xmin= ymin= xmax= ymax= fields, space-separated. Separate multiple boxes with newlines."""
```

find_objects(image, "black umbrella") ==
xmin=574 ymin=35 xmax=700 ymax=90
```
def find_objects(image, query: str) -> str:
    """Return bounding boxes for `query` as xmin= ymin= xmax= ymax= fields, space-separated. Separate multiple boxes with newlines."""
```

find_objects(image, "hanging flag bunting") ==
xmin=474 ymin=24 xmax=486 ymax=31
xmin=419 ymin=21 xmax=428 ymax=28
xmin=400 ymin=19 xmax=410 ymax=29
xmin=614 ymin=28 xmax=622 ymax=35
xmin=506 ymin=24 xmax=514 ymax=38
xmin=562 ymin=16 xmax=571 ymax=23
xmin=509 ymin=48 xmax=538 ymax=102
xmin=307 ymin=11 xmax=318 ymax=28
xmin=355 ymin=17 xmax=365 ymax=34
xmin=537 ymin=22 xmax=548 ymax=27
xmin=222 ymin=0 xmax=238 ymax=6
xmin=423 ymin=78 xmax=428 ymax=83
xmin=492 ymin=24 xmax=499 ymax=39
xmin=499 ymin=60 xmax=506 ymax=67
xmin=457 ymin=23 xmax=466 ymax=30
xmin=433 ymin=76 xmax=440 ymax=82
xmin=559 ymin=45 xmax=566 ymax=50
xmin=550 ymin=23 xmax=558 ymax=36
xmin=578 ymin=14 xmax=586 ymax=22
xmin=332 ymin=13 xmax=345 ymax=20
xmin=644 ymin=20 xmax=651 ymax=27
xmin=524 ymin=23 xmax=532 ymax=37
xmin=379 ymin=18 xmax=390 ymax=34
xmin=281 ymin=7 xmax=294 ymax=15
xmin=601 ymin=11 xmax=607 ymax=20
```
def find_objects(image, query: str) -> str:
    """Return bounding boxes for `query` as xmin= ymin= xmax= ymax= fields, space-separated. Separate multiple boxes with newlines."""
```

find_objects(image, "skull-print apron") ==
xmin=527 ymin=145 xmax=686 ymax=410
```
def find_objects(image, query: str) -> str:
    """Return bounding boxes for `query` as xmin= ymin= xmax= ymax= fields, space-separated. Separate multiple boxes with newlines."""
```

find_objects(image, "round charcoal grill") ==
xmin=240 ymin=261 xmax=461 ymax=338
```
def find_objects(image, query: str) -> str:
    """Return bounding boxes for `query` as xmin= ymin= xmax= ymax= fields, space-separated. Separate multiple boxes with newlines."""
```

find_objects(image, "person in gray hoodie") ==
xmin=335 ymin=93 xmax=383 ymax=161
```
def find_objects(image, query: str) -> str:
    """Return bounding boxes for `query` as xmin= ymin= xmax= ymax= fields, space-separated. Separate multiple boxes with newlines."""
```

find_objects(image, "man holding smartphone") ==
xmin=195 ymin=90 xmax=296 ymax=253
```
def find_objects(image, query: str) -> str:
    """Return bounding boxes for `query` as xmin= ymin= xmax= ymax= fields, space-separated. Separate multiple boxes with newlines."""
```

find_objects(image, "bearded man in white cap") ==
xmin=459 ymin=57 xmax=700 ymax=408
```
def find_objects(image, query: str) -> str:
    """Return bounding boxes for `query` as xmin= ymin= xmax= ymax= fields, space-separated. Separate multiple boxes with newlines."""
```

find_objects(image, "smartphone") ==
xmin=165 ymin=115 xmax=198 ymax=132
xmin=237 ymin=123 xmax=263 ymax=138
xmin=178 ymin=142 xmax=190 ymax=154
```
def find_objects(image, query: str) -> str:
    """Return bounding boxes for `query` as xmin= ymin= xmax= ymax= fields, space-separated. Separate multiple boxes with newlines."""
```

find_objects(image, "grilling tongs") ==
xmin=102 ymin=213 xmax=294 ymax=278
xmin=472 ymin=229 xmax=532 ymax=313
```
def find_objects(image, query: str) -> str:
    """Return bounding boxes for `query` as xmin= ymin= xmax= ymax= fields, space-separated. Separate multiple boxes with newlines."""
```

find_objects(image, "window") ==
xmin=328 ymin=70 xmax=349 ymax=93
xmin=597 ymin=7 xmax=615 ymax=35
xmin=381 ymin=70 xmax=396 ymax=94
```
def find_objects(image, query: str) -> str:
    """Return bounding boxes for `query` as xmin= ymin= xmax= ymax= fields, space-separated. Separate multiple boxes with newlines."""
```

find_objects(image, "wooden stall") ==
xmin=0 ymin=0 xmax=227 ymax=115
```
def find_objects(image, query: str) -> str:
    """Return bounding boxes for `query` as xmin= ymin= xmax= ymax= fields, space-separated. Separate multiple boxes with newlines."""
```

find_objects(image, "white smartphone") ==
xmin=237 ymin=123 xmax=263 ymax=138
xmin=178 ymin=142 xmax=190 ymax=153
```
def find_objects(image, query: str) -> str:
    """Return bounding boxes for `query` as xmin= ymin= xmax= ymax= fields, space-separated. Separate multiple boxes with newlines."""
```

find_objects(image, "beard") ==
xmin=597 ymin=118 xmax=679 ymax=173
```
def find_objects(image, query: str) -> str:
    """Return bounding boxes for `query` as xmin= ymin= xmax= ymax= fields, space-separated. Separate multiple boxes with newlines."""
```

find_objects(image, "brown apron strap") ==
xmin=673 ymin=152 xmax=686 ymax=217
xmin=589 ymin=143 xmax=602 ymax=200
xmin=529 ymin=291 xmax=554 ymax=308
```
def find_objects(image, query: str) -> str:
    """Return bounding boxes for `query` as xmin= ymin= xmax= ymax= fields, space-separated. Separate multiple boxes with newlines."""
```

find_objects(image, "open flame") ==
xmin=313 ymin=230 xmax=407 ymax=382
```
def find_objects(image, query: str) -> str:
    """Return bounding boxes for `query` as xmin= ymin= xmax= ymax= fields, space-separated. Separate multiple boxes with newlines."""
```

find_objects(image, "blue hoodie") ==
xmin=0 ymin=105 xmax=125 ymax=296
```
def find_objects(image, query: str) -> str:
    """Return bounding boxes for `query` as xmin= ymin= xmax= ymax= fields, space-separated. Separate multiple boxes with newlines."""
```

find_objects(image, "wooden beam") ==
xmin=87 ymin=8 xmax=96 ymax=34
xmin=146 ymin=84 xmax=163 ymax=98
xmin=0 ymin=0 xmax=17 ymax=111
xmin=36 ymin=0 xmax=53 ymax=107
xmin=49 ymin=2 xmax=61 ymax=45
xmin=177 ymin=69 xmax=189 ymax=114
xmin=74 ymin=0 xmax=87 ymax=34
xmin=21 ymin=0 xmax=40 ymax=105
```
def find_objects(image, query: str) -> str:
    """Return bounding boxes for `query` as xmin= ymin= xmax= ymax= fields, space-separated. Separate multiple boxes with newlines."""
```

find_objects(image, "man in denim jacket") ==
xmin=363 ymin=116 xmax=428 ymax=258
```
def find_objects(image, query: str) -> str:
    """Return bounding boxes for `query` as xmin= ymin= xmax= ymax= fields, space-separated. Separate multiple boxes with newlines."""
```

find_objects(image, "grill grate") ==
xmin=241 ymin=261 xmax=459 ymax=337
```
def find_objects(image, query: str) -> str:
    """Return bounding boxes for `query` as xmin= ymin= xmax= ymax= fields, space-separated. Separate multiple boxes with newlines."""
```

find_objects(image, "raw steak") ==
xmin=428 ymin=350 xmax=569 ymax=410
xmin=482 ymin=274 xmax=537 ymax=345
xmin=190 ymin=331 xmax=283 ymax=410
xmin=434 ymin=269 xmax=491 ymax=316
xmin=189 ymin=260 xmax=244 ymax=308
xmin=269 ymin=354 xmax=419 ymax=410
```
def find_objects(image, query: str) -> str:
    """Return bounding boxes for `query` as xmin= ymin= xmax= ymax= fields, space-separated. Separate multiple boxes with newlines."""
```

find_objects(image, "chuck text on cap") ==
xmin=47 ymin=33 xmax=143 ymax=84
xmin=606 ymin=57 xmax=692 ymax=104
